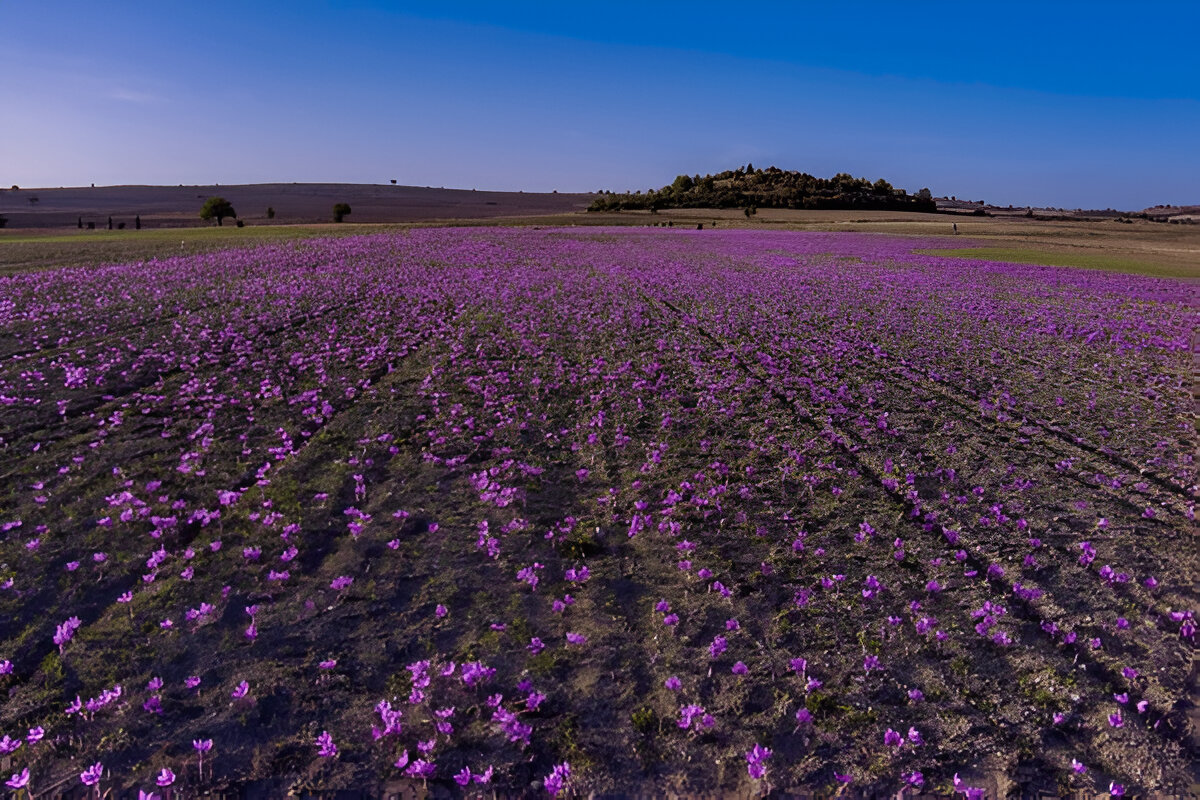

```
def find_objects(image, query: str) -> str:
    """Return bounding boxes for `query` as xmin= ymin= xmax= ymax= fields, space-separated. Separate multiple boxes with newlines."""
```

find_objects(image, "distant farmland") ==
xmin=0 ymin=183 xmax=594 ymax=228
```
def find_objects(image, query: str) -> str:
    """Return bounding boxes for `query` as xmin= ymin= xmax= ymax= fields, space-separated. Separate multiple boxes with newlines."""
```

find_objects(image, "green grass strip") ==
xmin=917 ymin=246 xmax=1197 ymax=279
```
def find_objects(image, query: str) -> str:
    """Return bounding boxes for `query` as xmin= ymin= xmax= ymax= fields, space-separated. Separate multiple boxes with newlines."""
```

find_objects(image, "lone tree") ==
xmin=266 ymin=206 xmax=275 ymax=219
xmin=199 ymin=196 xmax=237 ymax=226
xmin=332 ymin=203 xmax=352 ymax=223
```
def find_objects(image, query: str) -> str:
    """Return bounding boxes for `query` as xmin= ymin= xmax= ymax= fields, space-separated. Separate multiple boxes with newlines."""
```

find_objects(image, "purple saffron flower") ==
xmin=157 ymin=767 xmax=176 ymax=786
xmin=6 ymin=768 xmax=30 ymax=789
xmin=544 ymin=762 xmax=571 ymax=797
xmin=745 ymin=743 xmax=771 ymax=780
xmin=80 ymin=762 xmax=103 ymax=786
xmin=315 ymin=730 xmax=338 ymax=757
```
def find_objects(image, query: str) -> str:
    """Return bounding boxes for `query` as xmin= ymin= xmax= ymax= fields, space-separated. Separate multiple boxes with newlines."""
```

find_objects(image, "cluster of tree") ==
xmin=589 ymin=165 xmax=935 ymax=213
xmin=200 ymin=198 xmax=350 ymax=225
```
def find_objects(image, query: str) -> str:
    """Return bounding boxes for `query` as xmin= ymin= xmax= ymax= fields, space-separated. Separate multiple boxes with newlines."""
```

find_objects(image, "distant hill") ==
xmin=0 ymin=183 xmax=594 ymax=229
xmin=1140 ymin=204 xmax=1200 ymax=223
xmin=589 ymin=165 xmax=937 ymax=213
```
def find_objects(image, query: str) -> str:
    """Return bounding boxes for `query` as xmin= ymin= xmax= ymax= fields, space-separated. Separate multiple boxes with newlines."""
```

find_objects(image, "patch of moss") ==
xmin=631 ymin=705 xmax=658 ymax=735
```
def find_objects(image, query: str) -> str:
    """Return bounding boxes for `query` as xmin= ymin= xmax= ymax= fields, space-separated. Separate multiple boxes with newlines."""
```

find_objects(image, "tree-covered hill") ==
xmin=589 ymin=165 xmax=936 ymax=213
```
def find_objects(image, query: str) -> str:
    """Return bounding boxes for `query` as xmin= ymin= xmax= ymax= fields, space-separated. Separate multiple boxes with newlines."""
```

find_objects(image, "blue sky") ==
xmin=2 ymin=1 xmax=1196 ymax=209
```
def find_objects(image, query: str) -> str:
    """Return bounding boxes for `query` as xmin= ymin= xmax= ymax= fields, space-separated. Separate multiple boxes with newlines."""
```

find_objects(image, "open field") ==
xmin=0 ymin=227 xmax=1195 ymax=797
xmin=5 ymin=205 xmax=1198 ymax=279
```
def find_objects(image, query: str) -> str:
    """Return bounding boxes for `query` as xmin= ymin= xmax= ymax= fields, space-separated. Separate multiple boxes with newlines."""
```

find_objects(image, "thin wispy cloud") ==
xmin=108 ymin=88 xmax=162 ymax=104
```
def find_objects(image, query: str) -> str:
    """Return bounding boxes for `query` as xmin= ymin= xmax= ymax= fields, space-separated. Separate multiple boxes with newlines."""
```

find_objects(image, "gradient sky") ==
xmin=2 ymin=1 xmax=1196 ymax=209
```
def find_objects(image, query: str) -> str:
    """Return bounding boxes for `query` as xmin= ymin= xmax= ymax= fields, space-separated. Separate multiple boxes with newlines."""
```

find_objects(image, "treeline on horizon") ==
xmin=588 ymin=165 xmax=937 ymax=213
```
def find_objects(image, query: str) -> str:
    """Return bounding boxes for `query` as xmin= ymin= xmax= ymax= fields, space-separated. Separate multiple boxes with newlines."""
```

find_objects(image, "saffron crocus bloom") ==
xmin=664 ymin=675 xmax=681 ymax=690
xmin=26 ymin=726 xmax=44 ymax=744
xmin=884 ymin=728 xmax=902 ymax=747
xmin=731 ymin=661 xmax=749 ymax=675
xmin=80 ymin=762 xmax=103 ymax=786
xmin=544 ymin=762 xmax=571 ymax=797
xmin=315 ymin=730 xmax=337 ymax=757
xmin=565 ymin=632 xmax=586 ymax=645
xmin=745 ymin=743 xmax=771 ymax=779
xmin=157 ymin=767 xmax=176 ymax=785
xmin=6 ymin=767 xmax=30 ymax=789
xmin=231 ymin=680 xmax=250 ymax=699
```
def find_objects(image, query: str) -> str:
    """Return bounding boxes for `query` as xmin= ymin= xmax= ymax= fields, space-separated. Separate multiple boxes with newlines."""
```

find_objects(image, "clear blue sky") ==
xmin=2 ymin=1 xmax=1196 ymax=209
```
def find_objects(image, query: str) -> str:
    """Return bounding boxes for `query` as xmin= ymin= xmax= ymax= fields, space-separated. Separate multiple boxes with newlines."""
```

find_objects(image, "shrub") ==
xmin=333 ymin=203 xmax=352 ymax=223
